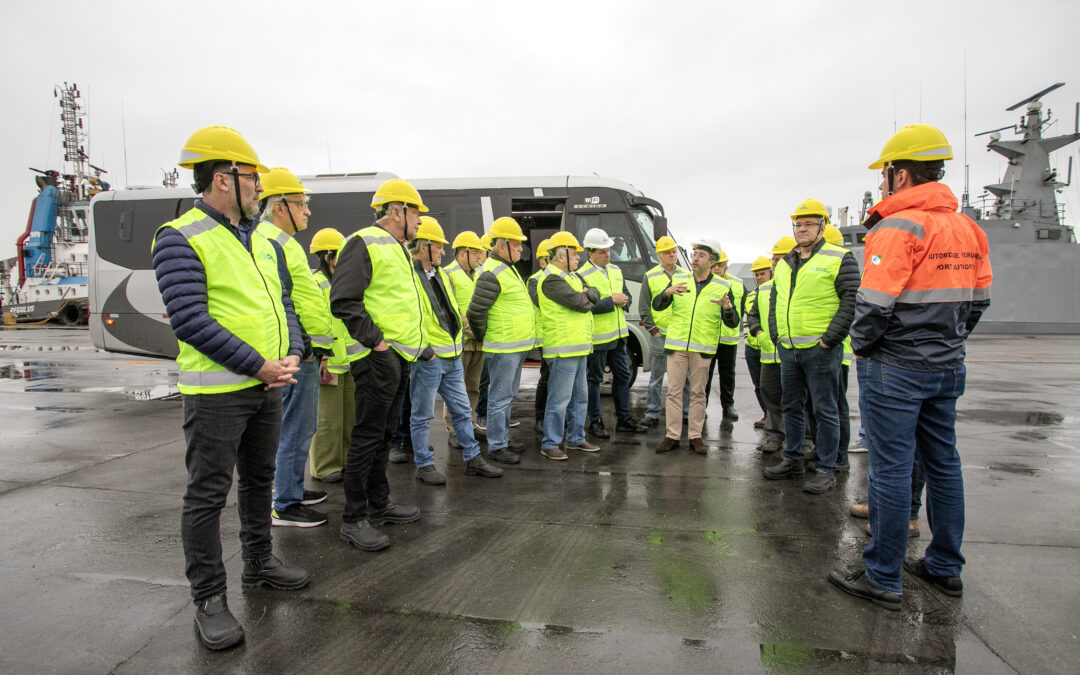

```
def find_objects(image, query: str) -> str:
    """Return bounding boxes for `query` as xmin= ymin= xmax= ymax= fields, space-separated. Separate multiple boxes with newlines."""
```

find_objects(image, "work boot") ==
xmin=644 ymin=416 xmax=660 ymax=428
xmin=567 ymin=440 xmax=600 ymax=452
xmin=722 ymin=406 xmax=739 ymax=421
xmin=763 ymin=458 xmax=805 ymax=480
xmin=301 ymin=490 xmax=327 ymax=505
xmin=904 ymin=557 xmax=963 ymax=597
xmin=655 ymin=437 xmax=678 ymax=454
xmin=464 ymin=455 xmax=503 ymax=478
xmin=194 ymin=594 xmax=244 ymax=650
xmin=488 ymin=448 xmax=520 ymax=465
xmin=808 ymin=460 xmax=849 ymax=473
xmin=616 ymin=417 xmax=648 ymax=433
xmin=321 ymin=471 xmax=343 ymax=484
xmin=803 ymin=471 xmax=837 ymax=494
xmin=415 ymin=464 xmax=447 ymax=485
xmin=241 ymin=554 xmax=311 ymax=590
xmin=388 ymin=445 xmax=412 ymax=464
xmin=541 ymin=446 xmax=568 ymax=461
xmin=850 ymin=503 xmax=869 ymax=519
xmin=827 ymin=568 xmax=901 ymax=611
xmin=689 ymin=437 xmax=708 ymax=455
xmin=757 ymin=437 xmax=783 ymax=453
xmin=368 ymin=502 xmax=420 ymax=527
xmin=506 ymin=436 xmax=525 ymax=453
xmin=589 ymin=418 xmax=611 ymax=439
xmin=340 ymin=520 xmax=389 ymax=551
xmin=865 ymin=521 xmax=920 ymax=538
xmin=753 ymin=417 xmax=765 ymax=428
xmin=448 ymin=434 xmax=464 ymax=450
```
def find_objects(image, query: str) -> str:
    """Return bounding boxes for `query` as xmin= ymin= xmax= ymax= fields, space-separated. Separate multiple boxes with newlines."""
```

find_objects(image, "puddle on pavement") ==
xmin=958 ymin=409 xmax=1064 ymax=426
xmin=0 ymin=361 xmax=59 ymax=382
xmin=987 ymin=462 xmax=1042 ymax=477
xmin=125 ymin=384 xmax=180 ymax=401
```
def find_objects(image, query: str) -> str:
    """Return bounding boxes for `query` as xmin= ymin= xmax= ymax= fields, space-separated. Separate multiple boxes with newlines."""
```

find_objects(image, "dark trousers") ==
xmin=393 ymin=384 xmax=412 ymax=449
xmin=745 ymin=345 xmax=766 ymax=415
xmin=759 ymin=361 xmax=784 ymax=440
xmin=705 ymin=342 xmax=737 ymax=409
xmin=837 ymin=363 xmax=850 ymax=464
xmin=181 ymin=385 xmax=281 ymax=603
xmin=345 ymin=350 xmax=409 ymax=524
xmin=535 ymin=357 xmax=550 ymax=420
xmin=476 ymin=359 xmax=489 ymax=419
xmin=587 ymin=340 xmax=632 ymax=423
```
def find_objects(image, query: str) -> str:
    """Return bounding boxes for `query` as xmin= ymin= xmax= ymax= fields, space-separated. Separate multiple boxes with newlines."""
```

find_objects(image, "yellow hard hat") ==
xmin=824 ymin=224 xmax=844 ymax=246
xmin=536 ymin=239 xmax=551 ymax=258
xmin=655 ymin=235 xmax=678 ymax=253
xmin=488 ymin=216 xmax=527 ymax=241
xmin=371 ymin=178 xmax=428 ymax=212
xmin=718 ymin=250 xmax=729 ymax=264
xmin=178 ymin=125 xmax=269 ymax=172
xmin=771 ymin=235 xmax=797 ymax=256
xmin=451 ymin=230 xmax=487 ymax=250
xmin=309 ymin=228 xmax=345 ymax=253
xmin=547 ymin=231 xmax=583 ymax=252
xmin=869 ymin=123 xmax=953 ymax=169
xmin=258 ymin=167 xmax=312 ymax=200
xmin=791 ymin=198 xmax=830 ymax=224
xmin=479 ymin=234 xmax=493 ymax=250
xmin=751 ymin=255 xmax=773 ymax=272
xmin=416 ymin=216 xmax=448 ymax=244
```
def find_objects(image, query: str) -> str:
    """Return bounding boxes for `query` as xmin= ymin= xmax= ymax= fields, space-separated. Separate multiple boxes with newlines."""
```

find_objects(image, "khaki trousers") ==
xmin=665 ymin=350 xmax=711 ymax=440
xmin=444 ymin=347 xmax=485 ymax=428
xmin=308 ymin=370 xmax=355 ymax=479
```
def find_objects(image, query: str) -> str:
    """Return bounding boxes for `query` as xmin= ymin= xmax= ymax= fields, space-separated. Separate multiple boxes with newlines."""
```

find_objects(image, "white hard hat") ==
xmin=582 ymin=228 xmax=615 ymax=249
xmin=692 ymin=238 xmax=724 ymax=260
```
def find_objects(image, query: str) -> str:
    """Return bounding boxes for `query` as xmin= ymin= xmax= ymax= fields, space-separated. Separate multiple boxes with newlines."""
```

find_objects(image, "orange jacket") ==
xmin=851 ymin=182 xmax=991 ymax=370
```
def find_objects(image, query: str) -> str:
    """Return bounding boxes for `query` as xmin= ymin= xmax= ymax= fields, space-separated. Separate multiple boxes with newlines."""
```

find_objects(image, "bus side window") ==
xmin=572 ymin=213 xmax=647 ymax=281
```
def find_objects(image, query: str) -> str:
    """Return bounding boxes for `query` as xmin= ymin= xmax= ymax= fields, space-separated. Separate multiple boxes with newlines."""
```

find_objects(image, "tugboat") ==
xmin=1 ymin=82 xmax=108 ymax=325
xmin=840 ymin=82 xmax=1080 ymax=334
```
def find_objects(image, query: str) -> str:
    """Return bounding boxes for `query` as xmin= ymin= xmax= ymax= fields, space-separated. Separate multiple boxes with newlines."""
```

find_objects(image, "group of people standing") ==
xmin=153 ymin=122 xmax=991 ymax=651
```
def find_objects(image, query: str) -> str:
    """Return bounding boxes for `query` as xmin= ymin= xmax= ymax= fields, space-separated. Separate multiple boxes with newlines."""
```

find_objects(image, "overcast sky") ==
xmin=3 ymin=0 xmax=1080 ymax=263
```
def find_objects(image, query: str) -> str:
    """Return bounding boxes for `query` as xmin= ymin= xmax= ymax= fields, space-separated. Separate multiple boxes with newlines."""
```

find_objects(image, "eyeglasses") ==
xmin=284 ymin=199 xmax=311 ymax=209
xmin=218 ymin=171 xmax=261 ymax=186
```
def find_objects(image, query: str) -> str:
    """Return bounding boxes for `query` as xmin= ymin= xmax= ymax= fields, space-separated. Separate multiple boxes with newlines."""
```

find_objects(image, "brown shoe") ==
xmin=850 ymin=503 xmax=869 ymax=519
xmin=655 ymin=437 xmax=678 ymax=454
xmin=689 ymin=438 xmax=708 ymax=455
xmin=566 ymin=440 xmax=600 ymax=453
xmin=865 ymin=521 xmax=921 ymax=538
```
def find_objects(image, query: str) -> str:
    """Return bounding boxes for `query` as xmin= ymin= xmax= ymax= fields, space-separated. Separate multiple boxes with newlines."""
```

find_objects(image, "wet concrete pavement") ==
xmin=0 ymin=327 xmax=1077 ymax=673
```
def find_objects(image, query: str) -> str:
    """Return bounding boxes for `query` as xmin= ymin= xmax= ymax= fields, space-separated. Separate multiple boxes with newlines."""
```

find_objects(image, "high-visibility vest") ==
xmin=537 ymin=267 xmax=594 ymax=358
xmin=444 ymin=261 xmax=477 ymax=319
xmin=754 ymin=280 xmax=778 ymax=364
xmin=153 ymin=208 xmax=289 ymax=395
xmin=341 ymin=225 xmax=426 ymax=361
xmin=479 ymin=257 xmax=535 ymax=353
xmin=256 ymin=221 xmax=333 ymax=350
xmin=528 ymin=268 xmax=546 ymax=348
xmin=773 ymin=242 xmax=847 ymax=349
xmin=664 ymin=272 xmax=732 ymax=355
xmin=578 ymin=261 xmax=627 ymax=346
xmin=419 ymin=266 xmax=464 ymax=358
xmin=842 ymin=335 xmax=853 ymax=366
xmin=313 ymin=270 xmax=368 ymax=373
xmin=644 ymin=264 xmax=686 ymax=335
xmin=719 ymin=273 xmax=745 ymax=346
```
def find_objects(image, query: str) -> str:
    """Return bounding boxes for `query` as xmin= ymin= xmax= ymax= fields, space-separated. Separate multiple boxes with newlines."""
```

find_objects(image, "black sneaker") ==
xmin=589 ymin=419 xmax=611 ymax=439
xmin=271 ymin=503 xmax=328 ymax=528
xmin=827 ymin=568 xmax=901 ymax=611
xmin=241 ymin=554 xmax=311 ymax=590
xmin=340 ymin=519 xmax=389 ymax=552
xmin=301 ymin=490 xmax=327 ymax=505
xmin=904 ymin=557 xmax=963 ymax=597
xmin=762 ymin=458 xmax=805 ymax=480
xmin=616 ymin=418 xmax=648 ymax=433
xmin=194 ymin=594 xmax=244 ymax=650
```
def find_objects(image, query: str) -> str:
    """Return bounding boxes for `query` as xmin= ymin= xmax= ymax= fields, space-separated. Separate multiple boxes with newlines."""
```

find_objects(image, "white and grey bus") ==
xmin=88 ymin=173 xmax=684 ymax=384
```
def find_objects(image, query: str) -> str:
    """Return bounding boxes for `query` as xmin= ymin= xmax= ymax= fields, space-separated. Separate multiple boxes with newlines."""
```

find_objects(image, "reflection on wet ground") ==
xmin=0 ymin=330 xmax=1077 ymax=672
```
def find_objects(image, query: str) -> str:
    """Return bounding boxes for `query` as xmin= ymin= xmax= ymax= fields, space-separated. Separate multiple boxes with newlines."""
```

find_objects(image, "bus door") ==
xmin=511 ymin=197 xmax=565 ymax=277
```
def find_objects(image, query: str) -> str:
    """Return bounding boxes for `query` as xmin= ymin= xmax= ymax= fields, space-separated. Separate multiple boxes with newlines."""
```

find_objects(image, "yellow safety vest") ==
xmin=537 ymin=267 xmax=594 ymax=358
xmin=153 ymin=208 xmax=289 ymax=395
xmin=773 ymin=242 xmax=847 ymax=349
xmin=578 ymin=261 xmax=627 ymax=346
xmin=479 ymin=257 xmax=535 ymax=353
xmin=419 ymin=266 xmax=464 ymax=358
xmin=256 ymin=221 xmax=333 ymax=350
xmin=664 ymin=272 xmax=732 ymax=355
xmin=754 ymin=280 xmax=778 ymax=364
xmin=719 ymin=273 xmax=745 ymax=346
xmin=842 ymin=335 xmax=853 ymax=366
xmin=528 ymin=268 xmax=546 ymax=348
xmin=644 ymin=264 xmax=686 ymax=335
xmin=313 ymin=270 xmax=368 ymax=373
xmin=341 ymin=225 xmax=426 ymax=361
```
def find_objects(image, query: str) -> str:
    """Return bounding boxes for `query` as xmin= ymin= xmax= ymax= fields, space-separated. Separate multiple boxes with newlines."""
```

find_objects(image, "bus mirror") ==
xmin=652 ymin=215 xmax=668 ymax=240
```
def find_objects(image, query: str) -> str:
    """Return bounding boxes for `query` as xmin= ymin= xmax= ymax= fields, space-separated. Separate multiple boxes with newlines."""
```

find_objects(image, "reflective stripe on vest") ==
xmin=579 ymin=261 xmax=627 ymax=346
xmin=153 ymin=208 xmax=288 ymax=395
xmin=481 ymin=257 xmax=535 ymax=353
xmin=347 ymin=226 xmax=426 ymax=362
xmin=256 ymin=221 xmax=334 ymax=350
xmin=774 ymin=242 xmax=846 ymax=349
xmin=644 ymin=264 xmax=685 ymax=334
xmin=538 ymin=267 xmax=594 ymax=358
xmin=313 ymin=270 xmax=369 ymax=370
xmin=754 ymin=280 xmax=778 ymax=364
xmin=528 ymin=268 xmax=546 ymax=347
xmin=664 ymin=273 xmax=731 ymax=355
xmin=419 ymin=267 xmax=464 ymax=359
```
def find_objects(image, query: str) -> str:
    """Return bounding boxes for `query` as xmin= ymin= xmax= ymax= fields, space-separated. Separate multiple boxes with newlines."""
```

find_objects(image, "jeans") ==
xmin=779 ymin=344 xmax=841 ymax=472
xmin=705 ymin=342 xmax=737 ymax=409
xmin=410 ymin=356 xmax=481 ymax=466
xmin=860 ymin=359 xmax=967 ymax=594
xmin=542 ymin=355 xmax=588 ymax=449
xmin=645 ymin=333 xmax=667 ymax=420
xmin=274 ymin=357 xmax=320 ymax=510
xmin=344 ymin=349 xmax=409 ymax=524
xmin=535 ymin=358 xmax=550 ymax=420
xmin=837 ymin=363 xmax=850 ymax=466
xmin=485 ymin=350 xmax=527 ymax=451
xmin=745 ymin=345 xmax=766 ymax=415
xmin=309 ymin=369 xmax=355 ymax=479
xmin=181 ymin=385 xmax=281 ymax=602
xmin=476 ymin=359 xmax=490 ymax=419
xmin=587 ymin=339 xmax=632 ymax=423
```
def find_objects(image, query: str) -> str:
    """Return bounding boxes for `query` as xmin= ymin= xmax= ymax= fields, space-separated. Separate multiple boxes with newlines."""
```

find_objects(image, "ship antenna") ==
xmin=121 ymin=99 xmax=130 ymax=189
xmin=962 ymin=51 xmax=969 ymax=209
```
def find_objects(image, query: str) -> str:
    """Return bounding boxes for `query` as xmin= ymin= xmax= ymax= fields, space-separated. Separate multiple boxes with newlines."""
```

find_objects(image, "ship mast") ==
xmin=56 ymin=82 xmax=107 ymax=201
